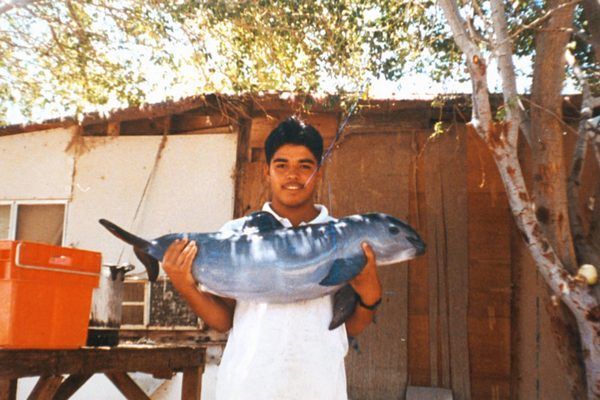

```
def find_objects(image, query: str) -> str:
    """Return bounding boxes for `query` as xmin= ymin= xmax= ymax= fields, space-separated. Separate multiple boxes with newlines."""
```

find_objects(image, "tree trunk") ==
xmin=530 ymin=0 xmax=577 ymax=270
xmin=530 ymin=1 xmax=588 ymax=397
xmin=591 ymin=183 xmax=600 ymax=255
xmin=582 ymin=0 xmax=600 ymax=62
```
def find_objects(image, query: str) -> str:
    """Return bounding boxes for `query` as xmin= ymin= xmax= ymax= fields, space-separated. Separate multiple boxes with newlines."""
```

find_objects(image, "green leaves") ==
xmin=2 ymin=0 xmax=594 ymax=124
xmin=1 ymin=0 xmax=438 ymax=122
xmin=432 ymin=121 xmax=445 ymax=139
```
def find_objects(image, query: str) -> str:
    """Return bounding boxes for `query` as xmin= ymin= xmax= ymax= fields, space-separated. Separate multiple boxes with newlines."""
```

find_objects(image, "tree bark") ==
xmin=590 ymin=183 xmax=600 ymax=255
xmin=530 ymin=0 xmax=577 ymax=271
xmin=530 ymin=4 xmax=589 ymax=396
xmin=566 ymin=51 xmax=600 ymax=276
xmin=582 ymin=0 xmax=600 ymax=62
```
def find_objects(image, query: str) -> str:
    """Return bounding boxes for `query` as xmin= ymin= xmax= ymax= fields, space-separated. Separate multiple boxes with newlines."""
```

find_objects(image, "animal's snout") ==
xmin=407 ymin=236 xmax=426 ymax=256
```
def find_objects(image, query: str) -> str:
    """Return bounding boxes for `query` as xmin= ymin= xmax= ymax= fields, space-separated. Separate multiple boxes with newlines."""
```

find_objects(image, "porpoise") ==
xmin=99 ymin=211 xmax=425 ymax=329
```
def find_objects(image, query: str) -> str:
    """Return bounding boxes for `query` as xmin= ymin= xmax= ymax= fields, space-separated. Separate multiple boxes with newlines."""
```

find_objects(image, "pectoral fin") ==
xmin=329 ymin=284 xmax=359 ymax=330
xmin=348 ymin=336 xmax=361 ymax=353
xmin=319 ymin=254 xmax=366 ymax=286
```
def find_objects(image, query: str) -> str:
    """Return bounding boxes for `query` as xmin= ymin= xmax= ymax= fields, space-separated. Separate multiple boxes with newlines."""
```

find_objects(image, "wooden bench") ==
xmin=0 ymin=345 xmax=206 ymax=400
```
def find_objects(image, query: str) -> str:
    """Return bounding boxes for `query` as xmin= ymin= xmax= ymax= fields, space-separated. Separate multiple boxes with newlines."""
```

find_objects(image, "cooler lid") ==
xmin=14 ymin=241 xmax=101 ymax=276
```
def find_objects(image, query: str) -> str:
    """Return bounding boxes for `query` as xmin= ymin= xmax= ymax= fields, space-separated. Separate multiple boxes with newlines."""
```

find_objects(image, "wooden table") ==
xmin=0 ymin=345 xmax=206 ymax=400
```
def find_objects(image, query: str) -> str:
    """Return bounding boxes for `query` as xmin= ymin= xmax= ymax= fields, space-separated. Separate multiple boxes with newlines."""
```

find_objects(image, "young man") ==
xmin=162 ymin=117 xmax=382 ymax=399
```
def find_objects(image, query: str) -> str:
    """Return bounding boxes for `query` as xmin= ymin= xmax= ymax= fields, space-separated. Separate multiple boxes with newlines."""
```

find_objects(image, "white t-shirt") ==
xmin=215 ymin=203 xmax=349 ymax=400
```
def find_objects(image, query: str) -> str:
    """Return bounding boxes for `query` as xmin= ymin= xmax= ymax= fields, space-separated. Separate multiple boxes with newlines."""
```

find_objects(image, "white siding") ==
xmin=64 ymin=133 xmax=237 ymax=276
xmin=0 ymin=127 xmax=75 ymax=200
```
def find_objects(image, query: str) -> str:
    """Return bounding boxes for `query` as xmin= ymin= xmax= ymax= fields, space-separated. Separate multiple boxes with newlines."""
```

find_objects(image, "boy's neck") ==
xmin=270 ymin=201 xmax=320 ymax=227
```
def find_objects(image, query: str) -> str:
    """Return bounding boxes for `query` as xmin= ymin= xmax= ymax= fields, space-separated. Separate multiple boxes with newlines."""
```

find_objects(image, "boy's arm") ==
xmin=345 ymin=243 xmax=382 ymax=337
xmin=162 ymin=238 xmax=235 ymax=333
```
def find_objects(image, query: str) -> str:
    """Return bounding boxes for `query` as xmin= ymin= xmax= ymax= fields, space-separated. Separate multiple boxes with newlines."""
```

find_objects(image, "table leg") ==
xmin=53 ymin=374 xmax=92 ymax=400
xmin=0 ymin=379 xmax=17 ymax=400
xmin=27 ymin=376 xmax=63 ymax=400
xmin=181 ymin=367 xmax=204 ymax=400
xmin=105 ymin=373 xmax=149 ymax=400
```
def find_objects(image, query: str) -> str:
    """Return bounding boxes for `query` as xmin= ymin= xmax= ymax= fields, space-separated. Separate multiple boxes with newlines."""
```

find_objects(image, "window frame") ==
xmin=120 ymin=279 xmax=151 ymax=328
xmin=0 ymin=200 xmax=68 ymax=245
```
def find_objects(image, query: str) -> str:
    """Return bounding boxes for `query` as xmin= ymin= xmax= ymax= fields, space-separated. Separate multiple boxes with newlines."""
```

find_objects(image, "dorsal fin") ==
xmin=242 ymin=211 xmax=284 ymax=233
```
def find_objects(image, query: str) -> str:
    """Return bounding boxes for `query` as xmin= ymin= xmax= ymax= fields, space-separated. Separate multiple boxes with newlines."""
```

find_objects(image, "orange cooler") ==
xmin=0 ymin=241 xmax=101 ymax=349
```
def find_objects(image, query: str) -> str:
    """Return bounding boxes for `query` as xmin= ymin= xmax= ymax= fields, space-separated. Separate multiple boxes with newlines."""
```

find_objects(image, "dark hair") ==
xmin=264 ymin=117 xmax=324 ymax=165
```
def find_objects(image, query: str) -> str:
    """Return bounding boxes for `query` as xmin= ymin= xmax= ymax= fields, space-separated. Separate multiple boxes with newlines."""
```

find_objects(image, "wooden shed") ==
xmin=0 ymin=92 xmax=595 ymax=400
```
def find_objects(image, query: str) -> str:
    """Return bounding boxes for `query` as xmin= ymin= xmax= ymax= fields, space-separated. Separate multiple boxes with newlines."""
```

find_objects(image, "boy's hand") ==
xmin=350 ymin=243 xmax=382 ymax=306
xmin=162 ymin=238 xmax=198 ymax=293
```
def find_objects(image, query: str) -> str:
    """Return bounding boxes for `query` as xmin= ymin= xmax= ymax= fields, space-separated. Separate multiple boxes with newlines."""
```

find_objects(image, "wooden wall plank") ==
xmin=120 ymin=119 xmax=167 ymax=135
xmin=408 ymin=129 xmax=431 ymax=387
xmin=234 ymin=161 xmax=270 ymax=217
xmin=345 ymin=110 xmax=431 ymax=135
xmin=442 ymin=126 xmax=471 ymax=400
xmin=107 ymin=122 xmax=120 ymax=137
xmin=249 ymin=112 xmax=339 ymax=149
xmin=320 ymin=130 xmax=412 ymax=399
xmin=423 ymin=132 xmax=449 ymax=389
xmin=466 ymin=129 xmax=511 ymax=400
xmin=423 ymin=126 xmax=471 ymax=399
xmin=408 ymin=315 xmax=432 ymax=385
xmin=170 ymin=113 xmax=230 ymax=134
xmin=406 ymin=386 xmax=453 ymax=400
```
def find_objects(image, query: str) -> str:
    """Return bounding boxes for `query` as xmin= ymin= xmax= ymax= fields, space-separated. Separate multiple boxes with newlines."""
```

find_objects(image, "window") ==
xmin=0 ymin=201 xmax=66 ymax=245
xmin=0 ymin=205 xmax=10 ymax=239
xmin=121 ymin=280 xmax=150 ymax=327
xmin=120 ymin=278 xmax=201 ymax=328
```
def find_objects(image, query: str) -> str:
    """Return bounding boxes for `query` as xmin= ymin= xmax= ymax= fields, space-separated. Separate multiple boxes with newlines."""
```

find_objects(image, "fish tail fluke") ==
xmin=99 ymin=219 xmax=151 ymax=248
xmin=348 ymin=336 xmax=361 ymax=353
xmin=98 ymin=219 xmax=159 ymax=282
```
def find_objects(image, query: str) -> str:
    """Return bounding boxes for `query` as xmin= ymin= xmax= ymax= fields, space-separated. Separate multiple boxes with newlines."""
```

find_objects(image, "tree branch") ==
xmin=507 ymin=0 xmax=582 ymax=42
xmin=521 ymin=96 xmax=579 ymax=136
xmin=565 ymin=49 xmax=600 ymax=274
xmin=437 ymin=0 xmax=493 ymax=137
xmin=490 ymin=0 xmax=523 ymax=147
xmin=588 ymin=115 xmax=600 ymax=167
xmin=582 ymin=0 xmax=600 ymax=62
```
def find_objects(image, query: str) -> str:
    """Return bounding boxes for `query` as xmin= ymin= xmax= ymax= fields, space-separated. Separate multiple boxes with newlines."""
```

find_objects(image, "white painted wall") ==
xmin=0 ymin=127 xmax=75 ymax=200
xmin=1 ymin=128 xmax=237 ymax=399
xmin=65 ymin=133 xmax=238 ymax=276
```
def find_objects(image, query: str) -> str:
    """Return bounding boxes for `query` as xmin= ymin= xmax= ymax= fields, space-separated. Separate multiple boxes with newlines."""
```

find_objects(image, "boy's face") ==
xmin=266 ymin=144 xmax=321 ymax=209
